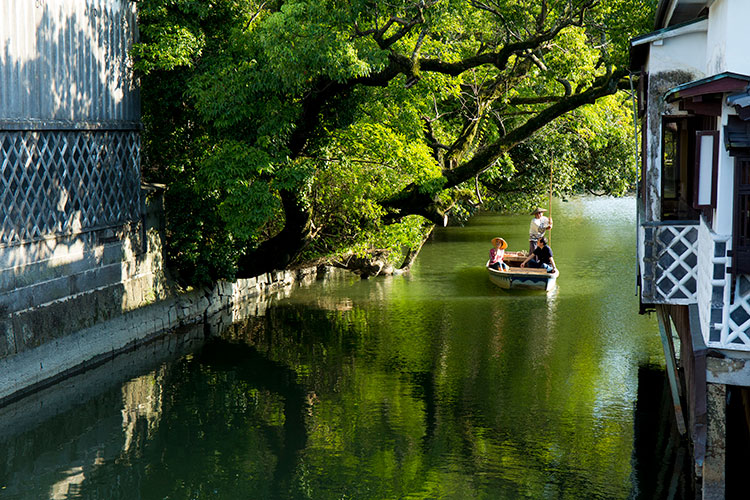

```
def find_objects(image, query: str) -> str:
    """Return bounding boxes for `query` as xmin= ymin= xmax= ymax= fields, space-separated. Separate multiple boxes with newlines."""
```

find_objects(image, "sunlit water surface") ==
xmin=0 ymin=197 xmax=689 ymax=499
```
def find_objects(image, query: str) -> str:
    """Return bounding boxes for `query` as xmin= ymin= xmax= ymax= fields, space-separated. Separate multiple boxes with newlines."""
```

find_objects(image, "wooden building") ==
xmin=631 ymin=0 xmax=750 ymax=497
xmin=0 ymin=0 xmax=168 ymax=403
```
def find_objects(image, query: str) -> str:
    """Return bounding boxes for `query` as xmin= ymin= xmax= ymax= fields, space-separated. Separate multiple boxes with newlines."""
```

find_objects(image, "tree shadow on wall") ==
xmin=0 ymin=1 xmax=154 ymax=358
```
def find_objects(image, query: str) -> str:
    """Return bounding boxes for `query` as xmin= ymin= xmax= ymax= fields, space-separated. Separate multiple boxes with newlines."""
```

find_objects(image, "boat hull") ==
xmin=487 ymin=265 xmax=559 ymax=291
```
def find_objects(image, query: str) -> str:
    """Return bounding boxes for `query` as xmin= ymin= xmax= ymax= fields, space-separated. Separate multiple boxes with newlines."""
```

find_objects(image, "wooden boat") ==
xmin=486 ymin=252 xmax=559 ymax=292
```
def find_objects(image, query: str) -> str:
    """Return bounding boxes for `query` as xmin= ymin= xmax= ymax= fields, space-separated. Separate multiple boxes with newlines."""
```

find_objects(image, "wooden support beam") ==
xmin=688 ymin=304 xmax=708 ymax=479
xmin=656 ymin=305 xmax=687 ymax=435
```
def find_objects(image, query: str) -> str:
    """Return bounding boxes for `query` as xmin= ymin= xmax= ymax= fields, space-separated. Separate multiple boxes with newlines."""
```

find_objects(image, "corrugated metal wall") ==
xmin=0 ymin=0 xmax=139 ymax=127
xmin=0 ymin=0 xmax=142 ymax=246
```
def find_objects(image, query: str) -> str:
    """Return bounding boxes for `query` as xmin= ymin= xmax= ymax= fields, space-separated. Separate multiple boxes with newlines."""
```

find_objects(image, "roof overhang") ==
xmin=728 ymin=87 xmax=750 ymax=121
xmin=724 ymin=116 xmax=750 ymax=150
xmin=655 ymin=0 xmax=710 ymax=29
xmin=665 ymin=72 xmax=750 ymax=103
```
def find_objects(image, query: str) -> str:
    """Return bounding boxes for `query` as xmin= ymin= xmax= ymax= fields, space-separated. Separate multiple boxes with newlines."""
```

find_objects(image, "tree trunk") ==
xmin=235 ymin=189 xmax=313 ymax=277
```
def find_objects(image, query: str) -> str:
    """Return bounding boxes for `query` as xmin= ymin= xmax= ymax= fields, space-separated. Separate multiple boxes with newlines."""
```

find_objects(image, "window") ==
xmin=661 ymin=117 xmax=700 ymax=220
xmin=663 ymin=121 xmax=679 ymax=200
xmin=694 ymin=131 xmax=719 ymax=209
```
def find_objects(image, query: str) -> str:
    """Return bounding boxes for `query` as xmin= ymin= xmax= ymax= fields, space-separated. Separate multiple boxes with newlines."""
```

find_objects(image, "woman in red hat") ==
xmin=489 ymin=237 xmax=509 ymax=271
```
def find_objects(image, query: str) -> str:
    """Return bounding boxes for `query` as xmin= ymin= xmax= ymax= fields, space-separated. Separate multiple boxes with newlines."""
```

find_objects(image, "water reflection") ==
xmin=0 ymin=197 xmax=690 ymax=499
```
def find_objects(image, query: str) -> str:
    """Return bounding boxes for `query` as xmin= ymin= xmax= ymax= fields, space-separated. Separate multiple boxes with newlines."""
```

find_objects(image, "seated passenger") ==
xmin=520 ymin=237 xmax=556 ymax=273
xmin=489 ymin=237 xmax=509 ymax=271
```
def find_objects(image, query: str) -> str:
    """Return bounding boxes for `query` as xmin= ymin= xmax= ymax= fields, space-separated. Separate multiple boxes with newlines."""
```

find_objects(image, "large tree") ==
xmin=135 ymin=0 xmax=654 ymax=284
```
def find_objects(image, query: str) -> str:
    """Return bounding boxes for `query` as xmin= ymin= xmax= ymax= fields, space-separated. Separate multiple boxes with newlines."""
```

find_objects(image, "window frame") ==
xmin=660 ymin=116 xmax=700 ymax=221
xmin=693 ymin=130 xmax=719 ymax=209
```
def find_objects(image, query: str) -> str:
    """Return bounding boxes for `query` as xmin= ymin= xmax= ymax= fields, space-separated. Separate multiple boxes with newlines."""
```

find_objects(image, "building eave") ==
xmin=631 ymin=16 xmax=708 ymax=48
xmin=664 ymin=72 xmax=750 ymax=103
xmin=655 ymin=0 xmax=712 ymax=29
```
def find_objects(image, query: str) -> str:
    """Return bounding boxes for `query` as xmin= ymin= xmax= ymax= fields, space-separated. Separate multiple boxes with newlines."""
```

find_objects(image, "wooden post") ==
xmin=656 ymin=305 xmax=687 ymax=435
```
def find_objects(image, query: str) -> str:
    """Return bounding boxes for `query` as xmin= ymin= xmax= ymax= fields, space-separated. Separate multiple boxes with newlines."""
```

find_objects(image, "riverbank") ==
xmin=0 ymin=184 xmax=349 ymax=408
xmin=0 ymin=261 xmax=345 ymax=407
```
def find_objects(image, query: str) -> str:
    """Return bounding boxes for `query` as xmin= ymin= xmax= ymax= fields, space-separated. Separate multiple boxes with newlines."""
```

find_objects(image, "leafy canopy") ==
xmin=134 ymin=0 xmax=655 ymax=284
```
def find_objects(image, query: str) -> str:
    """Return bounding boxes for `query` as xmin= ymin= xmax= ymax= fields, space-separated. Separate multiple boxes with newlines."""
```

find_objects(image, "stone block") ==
xmin=0 ymin=318 xmax=15 ymax=357
xmin=70 ymin=265 xmax=122 ymax=296
xmin=167 ymin=305 xmax=177 ymax=327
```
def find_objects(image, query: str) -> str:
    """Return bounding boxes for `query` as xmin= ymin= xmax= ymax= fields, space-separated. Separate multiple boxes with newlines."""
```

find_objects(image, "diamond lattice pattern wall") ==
xmin=0 ymin=129 xmax=142 ymax=246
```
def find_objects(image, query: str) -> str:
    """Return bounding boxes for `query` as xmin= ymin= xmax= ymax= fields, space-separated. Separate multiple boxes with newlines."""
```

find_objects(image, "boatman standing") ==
xmin=528 ymin=207 xmax=553 ymax=254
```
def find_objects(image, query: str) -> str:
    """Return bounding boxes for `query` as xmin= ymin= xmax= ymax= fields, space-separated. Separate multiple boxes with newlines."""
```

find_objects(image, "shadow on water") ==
xmin=631 ymin=365 xmax=693 ymax=500
xmin=0 ymin=330 xmax=311 ymax=500
xmin=197 ymin=340 xmax=310 ymax=500
xmin=726 ymin=386 xmax=750 ymax=499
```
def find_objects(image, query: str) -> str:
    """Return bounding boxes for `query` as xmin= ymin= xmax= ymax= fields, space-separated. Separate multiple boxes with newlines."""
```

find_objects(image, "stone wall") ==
xmin=0 ymin=184 xmax=168 ymax=360
xmin=0 ymin=185 xmax=339 ymax=407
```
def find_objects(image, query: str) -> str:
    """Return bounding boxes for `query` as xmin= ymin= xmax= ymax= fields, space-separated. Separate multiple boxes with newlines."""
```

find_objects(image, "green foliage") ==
xmin=135 ymin=0 xmax=656 ymax=284
xmin=164 ymin=180 xmax=242 ymax=286
xmin=480 ymin=93 xmax=638 ymax=215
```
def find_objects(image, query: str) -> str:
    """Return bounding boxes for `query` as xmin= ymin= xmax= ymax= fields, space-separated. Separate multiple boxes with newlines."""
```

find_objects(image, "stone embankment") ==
xmin=0 ymin=185 xmax=340 ymax=407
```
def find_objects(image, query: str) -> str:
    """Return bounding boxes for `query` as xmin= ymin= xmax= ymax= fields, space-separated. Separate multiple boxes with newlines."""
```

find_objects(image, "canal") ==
xmin=0 ymin=196 xmax=690 ymax=499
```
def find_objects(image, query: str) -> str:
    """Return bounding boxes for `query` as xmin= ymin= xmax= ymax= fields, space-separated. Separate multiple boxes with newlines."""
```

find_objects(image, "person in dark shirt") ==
xmin=520 ymin=237 xmax=556 ymax=273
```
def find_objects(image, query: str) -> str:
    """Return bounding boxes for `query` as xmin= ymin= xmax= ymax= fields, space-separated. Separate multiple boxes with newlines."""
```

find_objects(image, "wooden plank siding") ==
xmin=0 ymin=0 xmax=142 ymax=246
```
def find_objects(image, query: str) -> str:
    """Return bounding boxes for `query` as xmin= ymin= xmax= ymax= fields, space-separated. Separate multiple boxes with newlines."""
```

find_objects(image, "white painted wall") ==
xmin=707 ymin=0 xmax=750 ymax=75
xmin=706 ymin=0 xmax=728 ymax=74
xmin=715 ymin=107 xmax=736 ymax=235
xmin=649 ymin=30 xmax=707 ymax=76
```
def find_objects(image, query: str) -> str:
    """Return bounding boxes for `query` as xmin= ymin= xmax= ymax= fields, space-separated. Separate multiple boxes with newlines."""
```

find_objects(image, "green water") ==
xmin=0 ymin=196 xmax=683 ymax=499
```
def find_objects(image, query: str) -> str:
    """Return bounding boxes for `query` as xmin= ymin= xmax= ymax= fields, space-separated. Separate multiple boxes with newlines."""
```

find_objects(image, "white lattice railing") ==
xmin=695 ymin=219 xmax=733 ymax=349
xmin=0 ymin=129 xmax=142 ymax=247
xmin=646 ymin=217 xmax=750 ymax=352
xmin=640 ymin=222 xmax=699 ymax=304
xmin=726 ymin=277 xmax=750 ymax=348
xmin=693 ymin=218 xmax=750 ymax=351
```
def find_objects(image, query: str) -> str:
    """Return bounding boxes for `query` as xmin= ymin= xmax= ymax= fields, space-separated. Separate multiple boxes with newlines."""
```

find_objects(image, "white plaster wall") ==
xmin=706 ymin=0 xmax=728 ymax=74
xmin=715 ymin=107 xmax=736 ymax=235
xmin=707 ymin=0 xmax=750 ymax=75
xmin=649 ymin=30 xmax=707 ymax=76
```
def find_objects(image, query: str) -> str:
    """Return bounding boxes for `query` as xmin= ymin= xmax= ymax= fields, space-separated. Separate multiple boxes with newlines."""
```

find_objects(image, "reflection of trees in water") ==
xmin=238 ymin=301 xmax=636 ymax=498
xmin=631 ymin=366 xmax=692 ymax=499
xmin=20 ymin=337 xmax=314 ymax=500
xmin=0 ymin=296 xmax=671 ymax=499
